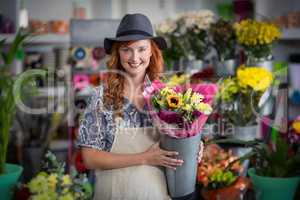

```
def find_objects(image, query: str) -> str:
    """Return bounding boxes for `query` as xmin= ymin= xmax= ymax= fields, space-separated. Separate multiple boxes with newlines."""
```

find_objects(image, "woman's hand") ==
xmin=143 ymin=142 xmax=184 ymax=170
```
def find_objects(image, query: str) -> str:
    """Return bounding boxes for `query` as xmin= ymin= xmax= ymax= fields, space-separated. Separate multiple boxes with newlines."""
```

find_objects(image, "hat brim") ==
xmin=104 ymin=34 xmax=167 ymax=54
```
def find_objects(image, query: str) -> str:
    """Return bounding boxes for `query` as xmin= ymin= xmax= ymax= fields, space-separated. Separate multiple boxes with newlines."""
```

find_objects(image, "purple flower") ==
xmin=158 ymin=110 xmax=183 ymax=124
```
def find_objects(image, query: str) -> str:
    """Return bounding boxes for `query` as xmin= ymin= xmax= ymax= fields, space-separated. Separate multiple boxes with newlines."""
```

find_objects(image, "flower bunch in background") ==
xmin=144 ymin=79 xmax=217 ymax=138
xmin=209 ymin=19 xmax=237 ymax=61
xmin=235 ymin=19 xmax=281 ymax=62
xmin=289 ymin=116 xmax=300 ymax=147
xmin=25 ymin=151 xmax=92 ymax=200
xmin=164 ymin=73 xmax=190 ymax=87
xmin=218 ymin=66 xmax=274 ymax=126
xmin=156 ymin=10 xmax=215 ymax=68
xmin=197 ymin=144 xmax=243 ymax=189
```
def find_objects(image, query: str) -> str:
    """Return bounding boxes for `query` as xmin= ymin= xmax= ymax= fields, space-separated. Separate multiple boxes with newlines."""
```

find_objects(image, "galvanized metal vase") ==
xmin=232 ymin=125 xmax=258 ymax=157
xmin=160 ymin=133 xmax=201 ymax=198
xmin=216 ymin=59 xmax=237 ymax=77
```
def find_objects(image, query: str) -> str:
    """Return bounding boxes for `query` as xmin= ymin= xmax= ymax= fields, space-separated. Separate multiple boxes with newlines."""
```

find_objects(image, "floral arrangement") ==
xmin=197 ymin=144 xmax=243 ymax=189
xmin=211 ymin=115 xmax=300 ymax=178
xmin=209 ymin=19 xmax=237 ymax=61
xmin=234 ymin=19 xmax=281 ymax=62
xmin=156 ymin=10 xmax=215 ymax=68
xmin=144 ymin=79 xmax=218 ymax=138
xmin=17 ymin=151 xmax=92 ymax=200
xmin=218 ymin=66 xmax=274 ymax=126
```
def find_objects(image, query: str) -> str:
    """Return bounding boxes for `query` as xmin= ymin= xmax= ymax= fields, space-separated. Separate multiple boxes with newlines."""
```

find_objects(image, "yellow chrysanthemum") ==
xmin=166 ymin=94 xmax=182 ymax=109
xmin=237 ymin=66 xmax=273 ymax=92
xmin=235 ymin=19 xmax=281 ymax=46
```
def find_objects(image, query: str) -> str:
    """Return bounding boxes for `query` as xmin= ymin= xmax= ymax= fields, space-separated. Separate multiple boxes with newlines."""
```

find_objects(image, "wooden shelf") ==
xmin=280 ymin=28 xmax=300 ymax=40
xmin=0 ymin=33 xmax=70 ymax=44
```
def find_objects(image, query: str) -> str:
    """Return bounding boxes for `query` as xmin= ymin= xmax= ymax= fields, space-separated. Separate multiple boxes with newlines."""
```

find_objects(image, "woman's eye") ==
xmin=121 ymin=48 xmax=129 ymax=52
xmin=139 ymin=48 xmax=146 ymax=52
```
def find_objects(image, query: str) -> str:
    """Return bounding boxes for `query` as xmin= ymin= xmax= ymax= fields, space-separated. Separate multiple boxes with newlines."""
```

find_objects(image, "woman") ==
xmin=77 ymin=13 xmax=184 ymax=200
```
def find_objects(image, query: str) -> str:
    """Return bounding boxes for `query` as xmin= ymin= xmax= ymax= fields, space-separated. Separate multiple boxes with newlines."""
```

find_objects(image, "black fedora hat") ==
xmin=104 ymin=13 xmax=167 ymax=54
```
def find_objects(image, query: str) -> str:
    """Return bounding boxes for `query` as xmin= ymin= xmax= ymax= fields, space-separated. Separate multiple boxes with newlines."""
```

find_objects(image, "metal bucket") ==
xmin=160 ymin=133 xmax=201 ymax=198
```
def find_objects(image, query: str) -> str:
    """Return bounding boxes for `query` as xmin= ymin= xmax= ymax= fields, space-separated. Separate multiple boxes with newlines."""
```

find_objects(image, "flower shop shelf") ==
xmin=280 ymin=28 xmax=300 ymax=40
xmin=0 ymin=33 xmax=70 ymax=44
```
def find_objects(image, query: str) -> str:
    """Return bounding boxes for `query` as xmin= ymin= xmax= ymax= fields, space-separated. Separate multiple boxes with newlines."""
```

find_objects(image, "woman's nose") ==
xmin=130 ymin=51 xmax=139 ymax=62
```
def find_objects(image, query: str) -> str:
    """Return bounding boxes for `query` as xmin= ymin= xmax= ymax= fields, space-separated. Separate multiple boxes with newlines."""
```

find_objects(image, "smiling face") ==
xmin=118 ymin=39 xmax=152 ymax=78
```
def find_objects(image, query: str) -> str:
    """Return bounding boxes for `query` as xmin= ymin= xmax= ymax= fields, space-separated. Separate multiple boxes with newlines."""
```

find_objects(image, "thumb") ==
xmin=153 ymin=142 xmax=160 ymax=148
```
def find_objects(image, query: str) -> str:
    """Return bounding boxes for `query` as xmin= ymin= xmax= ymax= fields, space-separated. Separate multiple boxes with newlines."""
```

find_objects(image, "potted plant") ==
xmin=209 ymin=19 xmax=237 ymax=76
xmin=197 ymin=144 xmax=251 ymax=200
xmin=0 ymin=30 xmax=46 ymax=200
xmin=210 ymin=117 xmax=300 ymax=200
xmin=234 ymin=19 xmax=281 ymax=70
xmin=15 ymin=151 xmax=93 ymax=200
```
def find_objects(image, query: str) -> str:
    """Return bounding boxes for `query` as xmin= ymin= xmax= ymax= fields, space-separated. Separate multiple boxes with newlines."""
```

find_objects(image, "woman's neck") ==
xmin=124 ymin=73 xmax=145 ymax=95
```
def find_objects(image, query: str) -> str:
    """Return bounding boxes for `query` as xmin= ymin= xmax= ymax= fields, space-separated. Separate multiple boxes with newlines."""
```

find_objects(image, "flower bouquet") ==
xmin=144 ymin=78 xmax=218 ymax=197
xmin=15 ymin=152 xmax=92 ymax=200
xmin=198 ymin=144 xmax=250 ymax=200
xmin=234 ymin=19 xmax=281 ymax=63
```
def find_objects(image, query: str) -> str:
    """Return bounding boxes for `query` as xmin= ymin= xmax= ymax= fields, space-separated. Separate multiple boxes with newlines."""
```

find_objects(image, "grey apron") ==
xmin=94 ymin=126 xmax=170 ymax=200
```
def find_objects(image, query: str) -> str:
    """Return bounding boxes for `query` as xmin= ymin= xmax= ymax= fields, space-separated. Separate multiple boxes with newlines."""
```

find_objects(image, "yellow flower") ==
xmin=62 ymin=175 xmax=72 ymax=186
xmin=167 ymin=74 xmax=190 ymax=87
xmin=237 ymin=66 xmax=273 ymax=92
xmin=292 ymin=121 xmax=300 ymax=134
xmin=235 ymin=19 xmax=281 ymax=47
xmin=166 ymin=94 xmax=182 ymax=109
xmin=160 ymin=87 xmax=176 ymax=96
xmin=191 ymin=92 xmax=204 ymax=105
xmin=28 ymin=174 xmax=48 ymax=194
xmin=183 ymin=88 xmax=193 ymax=102
xmin=47 ymin=173 xmax=58 ymax=189
xmin=182 ymin=104 xmax=192 ymax=111
xmin=197 ymin=102 xmax=212 ymax=115
xmin=58 ymin=193 xmax=74 ymax=200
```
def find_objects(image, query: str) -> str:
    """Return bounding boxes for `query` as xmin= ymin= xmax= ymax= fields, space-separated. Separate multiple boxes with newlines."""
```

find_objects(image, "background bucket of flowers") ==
xmin=197 ymin=144 xmax=251 ymax=200
xmin=156 ymin=10 xmax=215 ymax=70
xmin=234 ymin=19 xmax=281 ymax=67
xmin=209 ymin=18 xmax=238 ymax=76
xmin=217 ymin=65 xmax=274 ymax=127
xmin=15 ymin=152 xmax=92 ymax=200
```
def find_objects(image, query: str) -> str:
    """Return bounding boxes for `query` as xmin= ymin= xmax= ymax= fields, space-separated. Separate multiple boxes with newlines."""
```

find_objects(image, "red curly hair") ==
xmin=103 ymin=40 xmax=164 ymax=117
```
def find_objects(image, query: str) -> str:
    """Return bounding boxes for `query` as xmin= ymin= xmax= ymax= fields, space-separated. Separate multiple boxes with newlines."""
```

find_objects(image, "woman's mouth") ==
xmin=129 ymin=63 xmax=141 ymax=68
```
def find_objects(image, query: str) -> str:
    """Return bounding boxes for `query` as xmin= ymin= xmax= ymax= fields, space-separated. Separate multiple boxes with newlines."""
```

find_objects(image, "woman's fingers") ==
xmin=161 ymin=156 xmax=184 ymax=170
xmin=161 ymin=149 xmax=179 ymax=157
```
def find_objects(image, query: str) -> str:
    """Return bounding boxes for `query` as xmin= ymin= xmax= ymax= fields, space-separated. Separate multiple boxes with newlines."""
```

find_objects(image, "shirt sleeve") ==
xmin=77 ymin=86 xmax=113 ymax=151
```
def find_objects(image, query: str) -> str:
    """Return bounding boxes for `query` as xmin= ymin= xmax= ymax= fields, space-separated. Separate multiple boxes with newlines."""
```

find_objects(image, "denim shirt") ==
xmin=77 ymin=86 xmax=152 ymax=152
